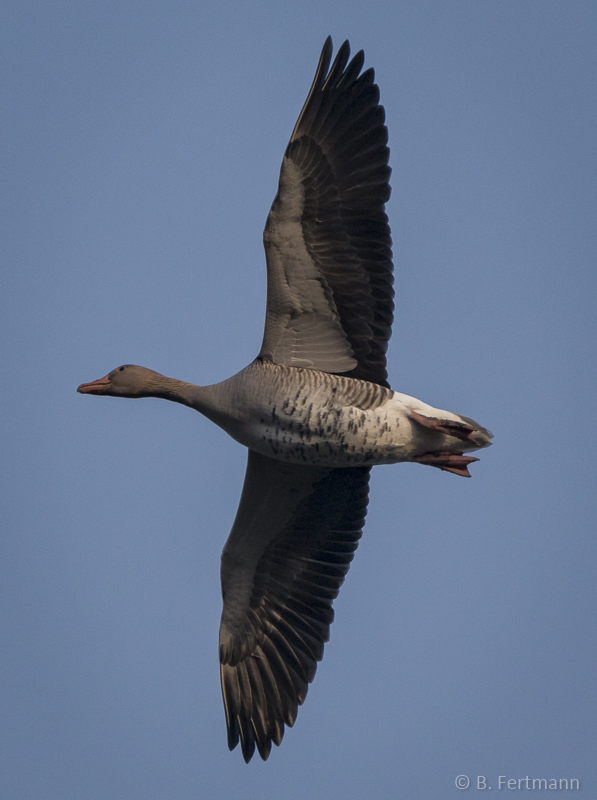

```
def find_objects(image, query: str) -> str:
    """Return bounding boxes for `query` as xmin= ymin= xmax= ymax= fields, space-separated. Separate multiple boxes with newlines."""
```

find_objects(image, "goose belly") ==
xmin=238 ymin=394 xmax=415 ymax=467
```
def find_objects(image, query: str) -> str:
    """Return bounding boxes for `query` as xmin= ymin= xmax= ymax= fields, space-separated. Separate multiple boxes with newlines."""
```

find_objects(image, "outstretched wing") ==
xmin=219 ymin=450 xmax=370 ymax=762
xmin=259 ymin=37 xmax=394 ymax=387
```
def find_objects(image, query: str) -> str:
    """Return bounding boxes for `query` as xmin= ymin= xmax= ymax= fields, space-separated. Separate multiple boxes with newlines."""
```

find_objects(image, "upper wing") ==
xmin=259 ymin=37 xmax=394 ymax=387
xmin=219 ymin=449 xmax=370 ymax=762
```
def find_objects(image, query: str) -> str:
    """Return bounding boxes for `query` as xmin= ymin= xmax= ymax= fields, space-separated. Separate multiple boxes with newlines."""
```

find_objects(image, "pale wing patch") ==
xmin=261 ymin=157 xmax=357 ymax=372
xmin=274 ymin=312 xmax=357 ymax=370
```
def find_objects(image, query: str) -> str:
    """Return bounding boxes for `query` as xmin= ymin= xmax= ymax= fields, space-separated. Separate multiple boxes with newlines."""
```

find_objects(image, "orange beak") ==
xmin=77 ymin=374 xmax=111 ymax=394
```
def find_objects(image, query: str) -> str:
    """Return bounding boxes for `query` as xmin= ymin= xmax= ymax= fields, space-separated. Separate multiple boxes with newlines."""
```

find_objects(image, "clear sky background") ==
xmin=2 ymin=1 xmax=596 ymax=798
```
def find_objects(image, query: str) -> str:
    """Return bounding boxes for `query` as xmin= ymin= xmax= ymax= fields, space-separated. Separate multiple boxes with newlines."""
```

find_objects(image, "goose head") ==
xmin=77 ymin=365 xmax=166 ymax=398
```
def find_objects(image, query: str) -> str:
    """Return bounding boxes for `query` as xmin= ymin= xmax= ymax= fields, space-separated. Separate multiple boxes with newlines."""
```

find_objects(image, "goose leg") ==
xmin=410 ymin=452 xmax=479 ymax=477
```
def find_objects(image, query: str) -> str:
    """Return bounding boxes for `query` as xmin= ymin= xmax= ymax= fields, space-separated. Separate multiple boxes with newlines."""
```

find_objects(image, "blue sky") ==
xmin=2 ymin=1 xmax=596 ymax=797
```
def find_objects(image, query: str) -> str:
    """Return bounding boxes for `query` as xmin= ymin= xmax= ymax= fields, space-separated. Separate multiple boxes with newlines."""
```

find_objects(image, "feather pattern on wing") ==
xmin=219 ymin=450 xmax=370 ymax=761
xmin=259 ymin=37 xmax=394 ymax=387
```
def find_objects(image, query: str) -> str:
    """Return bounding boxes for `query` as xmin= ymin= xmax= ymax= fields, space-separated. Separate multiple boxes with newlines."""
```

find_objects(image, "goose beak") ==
xmin=77 ymin=374 xmax=111 ymax=394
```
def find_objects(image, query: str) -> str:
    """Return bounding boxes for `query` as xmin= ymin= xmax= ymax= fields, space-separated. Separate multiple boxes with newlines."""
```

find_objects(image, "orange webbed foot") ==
xmin=411 ymin=452 xmax=480 ymax=477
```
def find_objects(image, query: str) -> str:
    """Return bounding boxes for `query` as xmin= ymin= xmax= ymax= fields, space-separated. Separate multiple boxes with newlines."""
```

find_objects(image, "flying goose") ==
xmin=78 ymin=37 xmax=492 ymax=762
